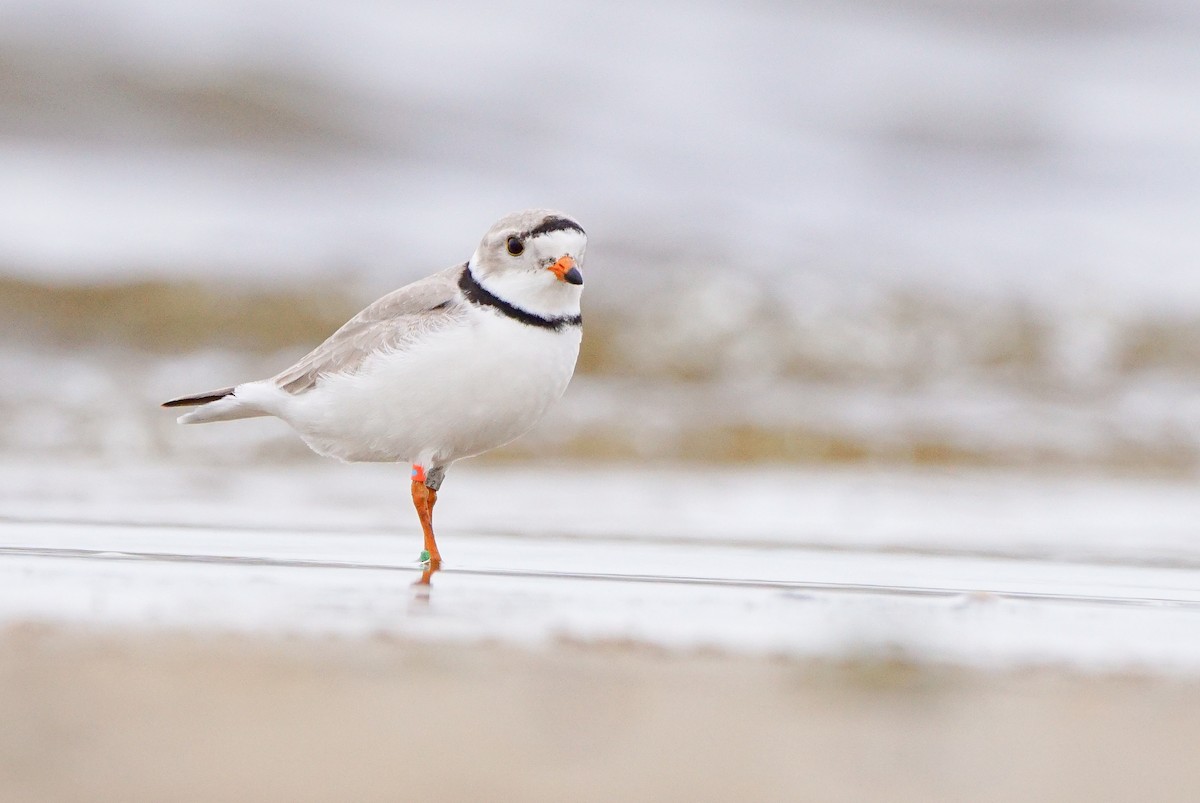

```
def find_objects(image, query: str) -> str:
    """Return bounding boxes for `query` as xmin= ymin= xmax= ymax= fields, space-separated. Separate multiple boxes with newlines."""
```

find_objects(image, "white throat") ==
xmin=469 ymin=263 xmax=583 ymax=319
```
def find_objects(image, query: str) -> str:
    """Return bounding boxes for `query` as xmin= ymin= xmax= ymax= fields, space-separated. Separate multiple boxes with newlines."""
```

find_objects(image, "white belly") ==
xmin=281 ymin=311 xmax=581 ymax=464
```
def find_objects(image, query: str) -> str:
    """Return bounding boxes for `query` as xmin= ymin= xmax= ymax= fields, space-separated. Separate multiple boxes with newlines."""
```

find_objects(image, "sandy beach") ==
xmin=4 ymin=625 xmax=1200 ymax=803
xmin=4 ymin=1 xmax=1200 ymax=800
xmin=5 ymin=460 xmax=1200 ymax=801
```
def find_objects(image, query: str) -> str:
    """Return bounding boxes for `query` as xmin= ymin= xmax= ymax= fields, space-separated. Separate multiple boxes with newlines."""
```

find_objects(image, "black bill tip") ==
xmin=564 ymin=266 xmax=584 ymax=285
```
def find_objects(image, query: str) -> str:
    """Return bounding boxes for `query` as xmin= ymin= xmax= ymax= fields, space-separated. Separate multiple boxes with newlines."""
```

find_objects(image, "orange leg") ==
xmin=410 ymin=465 xmax=442 ymax=569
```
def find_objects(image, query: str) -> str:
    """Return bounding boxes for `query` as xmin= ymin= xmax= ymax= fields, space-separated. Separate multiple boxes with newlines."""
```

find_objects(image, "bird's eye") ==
xmin=506 ymin=237 xmax=524 ymax=256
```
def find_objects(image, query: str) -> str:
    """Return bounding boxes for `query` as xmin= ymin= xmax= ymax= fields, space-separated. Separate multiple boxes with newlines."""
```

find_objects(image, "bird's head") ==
xmin=470 ymin=209 xmax=587 ymax=294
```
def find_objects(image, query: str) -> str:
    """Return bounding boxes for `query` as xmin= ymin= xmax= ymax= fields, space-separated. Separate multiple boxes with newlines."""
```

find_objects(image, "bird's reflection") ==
xmin=411 ymin=558 xmax=442 ymax=599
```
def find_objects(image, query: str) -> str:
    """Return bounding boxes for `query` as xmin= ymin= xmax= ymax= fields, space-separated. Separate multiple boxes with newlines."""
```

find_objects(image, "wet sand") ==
xmin=7 ymin=459 xmax=1200 ymax=669
xmin=6 ymin=459 xmax=1200 ymax=800
xmin=3 ymin=625 xmax=1200 ymax=803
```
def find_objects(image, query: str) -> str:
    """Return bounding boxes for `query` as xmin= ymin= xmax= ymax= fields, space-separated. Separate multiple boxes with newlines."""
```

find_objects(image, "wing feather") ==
xmin=274 ymin=264 xmax=466 ymax=395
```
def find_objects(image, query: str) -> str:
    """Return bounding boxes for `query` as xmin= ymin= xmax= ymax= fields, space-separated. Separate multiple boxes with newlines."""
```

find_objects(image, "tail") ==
xmin=161 ymin=386 xmax=270 ymax=424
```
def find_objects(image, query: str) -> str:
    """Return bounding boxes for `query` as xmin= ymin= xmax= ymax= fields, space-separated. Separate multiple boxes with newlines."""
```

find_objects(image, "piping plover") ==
xmin=163 ymin=209 xmax=586 ymax=569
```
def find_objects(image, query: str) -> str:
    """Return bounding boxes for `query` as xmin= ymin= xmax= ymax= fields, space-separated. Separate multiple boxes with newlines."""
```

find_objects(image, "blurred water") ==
xmin=2 ymin=0 xmax=1200 ymax=468
xmin=7 ymin=459 xmax=1200 ymax=671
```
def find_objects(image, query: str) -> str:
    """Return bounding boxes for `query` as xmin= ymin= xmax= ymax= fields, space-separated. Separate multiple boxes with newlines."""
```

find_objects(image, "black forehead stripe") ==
xmin=521 ymin=216 xmax=585 ymax=240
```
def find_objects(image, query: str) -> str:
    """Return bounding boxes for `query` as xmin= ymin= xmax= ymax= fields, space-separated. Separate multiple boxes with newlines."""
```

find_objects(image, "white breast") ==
xmin=281 ymin=306 xmax=581 ymax=464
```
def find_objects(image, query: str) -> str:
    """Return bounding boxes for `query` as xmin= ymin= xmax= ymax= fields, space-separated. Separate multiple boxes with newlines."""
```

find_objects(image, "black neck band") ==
xmin=458 ymin=266 xmax=582 ymax=331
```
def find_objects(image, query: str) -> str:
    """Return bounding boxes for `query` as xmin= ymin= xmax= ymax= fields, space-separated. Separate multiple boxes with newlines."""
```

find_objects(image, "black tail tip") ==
xmin=161 ymin=388 xmax=235 ymax=408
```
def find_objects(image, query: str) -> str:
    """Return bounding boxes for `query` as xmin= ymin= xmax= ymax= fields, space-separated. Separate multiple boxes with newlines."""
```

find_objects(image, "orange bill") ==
xmin=547 ymin=255 xmax=583 ymax=285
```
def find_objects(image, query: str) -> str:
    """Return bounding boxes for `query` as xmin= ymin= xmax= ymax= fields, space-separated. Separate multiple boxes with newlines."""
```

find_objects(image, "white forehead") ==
xmin=527 ymin=227 xmax=587 ymax=258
